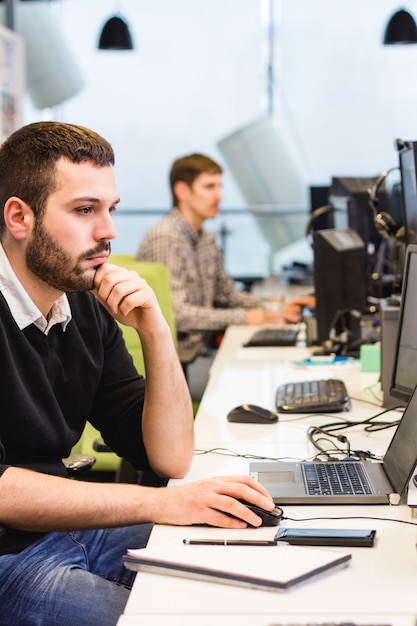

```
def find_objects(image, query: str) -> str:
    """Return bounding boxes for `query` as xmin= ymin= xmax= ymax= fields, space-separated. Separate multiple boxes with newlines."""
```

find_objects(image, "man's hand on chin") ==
xmin=92 ymin=262 xmax=165 ymax=333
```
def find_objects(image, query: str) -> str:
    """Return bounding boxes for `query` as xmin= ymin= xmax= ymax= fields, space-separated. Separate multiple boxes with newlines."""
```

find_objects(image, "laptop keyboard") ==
xmin=244 ymin=327 xmax=299 ymax=347
xmin=303 ymin=462 xmax=373 ymax=496
xmin=276 ymin=378 xmax=350 ymax=413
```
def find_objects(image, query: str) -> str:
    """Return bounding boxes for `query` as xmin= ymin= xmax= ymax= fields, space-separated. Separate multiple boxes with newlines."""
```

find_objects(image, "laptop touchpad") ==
xmin=259 ymin=471 xmax=298 ymax=484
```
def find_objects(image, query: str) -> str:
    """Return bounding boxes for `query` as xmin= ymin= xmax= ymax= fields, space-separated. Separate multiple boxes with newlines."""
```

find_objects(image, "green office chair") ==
xmin=69 ymin=256 xmax=199 ymax=481
xmin=110 ymin=255 xmax=200 ymax=380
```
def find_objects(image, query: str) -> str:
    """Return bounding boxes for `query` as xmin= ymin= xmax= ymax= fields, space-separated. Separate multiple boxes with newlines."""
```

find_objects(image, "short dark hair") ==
xmin=169 ymin=153 xmax=222 ymax=207
xmin=0 ymin=121 xmax=115 ymax=238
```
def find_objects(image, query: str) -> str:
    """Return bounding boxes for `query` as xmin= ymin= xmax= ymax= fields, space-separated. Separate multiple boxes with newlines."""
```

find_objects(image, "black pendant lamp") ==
xmin=98 ymin=15 xmax=134 ymax=50
xmin=383 ymin=9 xmax=417 ymax=45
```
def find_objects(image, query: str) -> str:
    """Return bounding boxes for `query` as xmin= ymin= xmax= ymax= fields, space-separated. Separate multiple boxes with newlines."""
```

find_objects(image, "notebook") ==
xmin=250 ymin=381 xmax=417 ymax=505
xmin=123 ymin=541 xmax=351 ymax=592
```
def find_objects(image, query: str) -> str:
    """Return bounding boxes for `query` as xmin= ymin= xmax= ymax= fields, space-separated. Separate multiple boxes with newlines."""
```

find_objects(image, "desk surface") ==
xmin=120 ymin=326 xmax=416 ymax=625
xmin=119 ymin=616 xmax=416 ymax=626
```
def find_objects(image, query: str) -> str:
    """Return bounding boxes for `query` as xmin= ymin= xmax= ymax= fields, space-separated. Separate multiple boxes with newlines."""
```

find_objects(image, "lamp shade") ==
xmin=383 ymin=9 xmax=417 ymax=44
xmin=217 ymin=117 xmax=308 ymax=255
xmin=0 ymin=3 xmax=86 ymax=109
xmin=21 ymin=4 xmax=85 ymax=109
xmin=98 ymin=16 xmax=133 ymax=50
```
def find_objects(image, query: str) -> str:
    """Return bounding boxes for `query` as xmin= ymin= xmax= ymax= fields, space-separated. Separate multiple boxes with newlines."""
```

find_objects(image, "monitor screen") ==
xmin=329 ymin=177 xmax=386 ymax=247
xmin=398 ymin=144 xmax=417 ymax=246
xmin=313 ymin=228 xmax=368 ymax=349
xmin=390 ymin=244 xmax=417 ymax=403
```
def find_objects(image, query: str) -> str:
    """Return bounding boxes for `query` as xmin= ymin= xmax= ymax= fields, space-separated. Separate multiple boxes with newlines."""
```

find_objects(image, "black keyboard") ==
xmin=244 ymin=327 xmax=299 ymax=347
xmin=303 ymin=462 xmax=373 ymax=496
xmin=276 ymin=378 xmax=350 ymax=413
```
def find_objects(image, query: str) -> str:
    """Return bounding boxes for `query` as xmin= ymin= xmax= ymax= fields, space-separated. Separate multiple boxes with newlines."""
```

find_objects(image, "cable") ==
xmin=307 ymin=407 xmax=401 ymax=435
xmin=305 ymin=407 xmax=402 ymax=460
xmin=324 ymin=307 xmax=365 ymax=355
xmin=196 ymin=407 xmax=401 ymax=462
xmin=307 ymin=425 xmax=352 ymax=460
xmin=193 ymin=447 xmax=319 ymax=463
xmin=283 ymin=514 xmax=417 ymax=528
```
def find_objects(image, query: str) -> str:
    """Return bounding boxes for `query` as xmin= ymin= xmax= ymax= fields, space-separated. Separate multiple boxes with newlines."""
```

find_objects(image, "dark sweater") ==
xmin=0 ymin=291 xmax=148 ymax=554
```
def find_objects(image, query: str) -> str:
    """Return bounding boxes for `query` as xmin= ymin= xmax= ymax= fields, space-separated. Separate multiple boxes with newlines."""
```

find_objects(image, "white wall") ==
xmin=278 ymin=1 xmax=417 ymax=187
xmin=25 ymin=0 xmax=264 ymax=209
xmin=19 ymin=0 xmax=417 ymax=268
xmin=23 ymin=0 xmax=417 ymax=208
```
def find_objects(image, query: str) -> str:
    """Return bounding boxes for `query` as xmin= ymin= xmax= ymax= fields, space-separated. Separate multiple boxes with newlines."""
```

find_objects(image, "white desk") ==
xmin=119 ymin=326 xmax=416 ymax=625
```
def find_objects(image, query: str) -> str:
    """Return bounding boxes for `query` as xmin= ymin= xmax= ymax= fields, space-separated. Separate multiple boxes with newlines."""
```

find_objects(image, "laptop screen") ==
xmin=390 ymin=244 xmax=417 ymax=403
xmin=383 ymin=382 xmax=417 ymax=497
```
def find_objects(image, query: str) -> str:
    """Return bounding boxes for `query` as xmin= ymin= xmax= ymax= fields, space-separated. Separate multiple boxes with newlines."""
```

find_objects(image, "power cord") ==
xmin=193 ymin=447 xmax=319 ymax=463
xmin=308 ymin=407 xmax=401 ymax=434
xmin=306 ymin=408 xmax=401 ymax=460
xmin=282 ymin=514 xmax=417 ymax=528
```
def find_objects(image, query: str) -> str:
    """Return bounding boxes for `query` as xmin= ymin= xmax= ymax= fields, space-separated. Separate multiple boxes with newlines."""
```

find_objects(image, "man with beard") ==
xmin=0 ymin=122 xmax=274 ymax=626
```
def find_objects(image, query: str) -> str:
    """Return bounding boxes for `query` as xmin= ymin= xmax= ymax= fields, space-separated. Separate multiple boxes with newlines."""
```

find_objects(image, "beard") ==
xmin=25 ymin=218 xmax=111 ymax=292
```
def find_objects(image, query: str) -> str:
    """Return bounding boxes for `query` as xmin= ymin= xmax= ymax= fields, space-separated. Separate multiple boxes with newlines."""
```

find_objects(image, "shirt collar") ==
xmin=0 ymin=242 xmax=72 ymax=334
xmin=172 ymin=208 xmax=203 ymax=245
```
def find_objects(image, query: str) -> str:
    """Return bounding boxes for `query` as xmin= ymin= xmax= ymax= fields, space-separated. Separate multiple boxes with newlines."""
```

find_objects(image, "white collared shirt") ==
xmin=0 ymin=242 xmax=71 ymax=335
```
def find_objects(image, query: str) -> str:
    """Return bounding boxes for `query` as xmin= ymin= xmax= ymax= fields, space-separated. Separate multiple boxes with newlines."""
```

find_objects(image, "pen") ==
xmin=182 ymin=539 xmax=277 ymax=546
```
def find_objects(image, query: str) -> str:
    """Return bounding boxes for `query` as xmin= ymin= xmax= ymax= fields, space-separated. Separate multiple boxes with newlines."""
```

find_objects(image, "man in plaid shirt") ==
xmin=137 ymin=153 xmax=313 ymax=354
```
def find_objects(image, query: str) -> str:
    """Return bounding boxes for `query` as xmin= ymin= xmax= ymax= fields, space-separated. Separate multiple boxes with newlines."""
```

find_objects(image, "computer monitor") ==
xmin=390 ymin=244 xmax=417 ymax=404
xmin=329 ymin=177 xmax=387 ymax=249
xmin=313 ymin=228 xmax=368 ymax=351
xmin=308 ymin=185 xmax=348 ymax=233
xmin=309 ymin=186 xmax=331 ymax=231
xmin=398 ymin=141 xmax=417 ymax=246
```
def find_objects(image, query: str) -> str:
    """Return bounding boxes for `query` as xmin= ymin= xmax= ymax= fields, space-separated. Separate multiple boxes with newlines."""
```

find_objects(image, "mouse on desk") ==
xmin=227 ymin=404 xmax=279 ymax=424
xmin=238 ymin=500 xmax=283 ymax=527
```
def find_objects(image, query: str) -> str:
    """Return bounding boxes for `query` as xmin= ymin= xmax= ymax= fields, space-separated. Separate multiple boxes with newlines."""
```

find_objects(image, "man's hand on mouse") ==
xmin=146 ymin=475 xmax=275 ymax=528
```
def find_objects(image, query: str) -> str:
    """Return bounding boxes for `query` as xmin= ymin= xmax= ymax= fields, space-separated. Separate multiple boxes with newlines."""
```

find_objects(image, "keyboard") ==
xmin=243 ymin=327 xmax=299 ymax=347
xmin=276 ymin=378 xmax=350 ymax=413
xmin=303 ymin=462 xmax=372 ymax=496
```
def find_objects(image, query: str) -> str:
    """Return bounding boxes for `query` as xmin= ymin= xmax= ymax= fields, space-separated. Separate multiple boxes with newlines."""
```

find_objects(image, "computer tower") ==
xmin=313 ymin=228 xmax=368 ymax=346
xmin=380 ymin=299 xmax=401 ymax=409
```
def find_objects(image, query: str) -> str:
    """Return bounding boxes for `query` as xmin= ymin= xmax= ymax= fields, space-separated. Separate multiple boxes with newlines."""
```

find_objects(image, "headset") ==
xmin=307 ymin=167 xmax=402 ymax=241
xmin=307 ymin=425 xmax=352 ymax=460
xmin=305 ymin=204 xmax=334 ymax=238
xmin=368 ymin=166 xmax=405 ymax=241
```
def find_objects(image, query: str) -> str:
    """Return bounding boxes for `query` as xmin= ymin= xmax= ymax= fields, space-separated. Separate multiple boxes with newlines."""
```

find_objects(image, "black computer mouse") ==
xmin=227 ymin=404 xmax=279 ymax=424
xmin=238 ymin=500 xmax=283 ymax=527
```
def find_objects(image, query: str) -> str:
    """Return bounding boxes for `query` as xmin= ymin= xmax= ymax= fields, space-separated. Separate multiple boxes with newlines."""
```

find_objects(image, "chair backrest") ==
xmin=109 ymin=255 xmax=178 ymax=375
xmin=70 ymin=256 xmax=189 ymax=474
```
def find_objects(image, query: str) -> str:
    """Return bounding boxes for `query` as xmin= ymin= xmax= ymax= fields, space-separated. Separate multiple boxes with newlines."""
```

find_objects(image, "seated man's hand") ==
xmin=149 ymin=475 xmax=275 ymax=529
xmin=246 ymin=295 xmax=315 ymax=326
xmin=284 ymin=295 xmax=316 ymax=323
xmin=92 ymin=262 xmax=167 ymax=334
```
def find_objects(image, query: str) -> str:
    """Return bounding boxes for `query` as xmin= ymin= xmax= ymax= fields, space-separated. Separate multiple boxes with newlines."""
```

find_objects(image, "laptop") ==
xmin=249 ymin=382 xmax=417 ymax=505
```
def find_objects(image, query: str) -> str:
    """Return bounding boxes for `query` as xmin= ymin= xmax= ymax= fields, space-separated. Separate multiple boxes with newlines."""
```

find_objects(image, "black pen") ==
xmin=182 ymin=538 xmax=277 ymax=546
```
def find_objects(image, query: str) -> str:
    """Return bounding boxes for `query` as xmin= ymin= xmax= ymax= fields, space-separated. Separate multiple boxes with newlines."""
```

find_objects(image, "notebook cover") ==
xmin=123 ymin=541 xmax=351 ymax=592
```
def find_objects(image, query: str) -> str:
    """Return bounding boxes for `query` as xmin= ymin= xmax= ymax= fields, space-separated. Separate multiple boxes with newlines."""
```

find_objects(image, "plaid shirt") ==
xmin=137 ymin=209 xmax=263 ymax=352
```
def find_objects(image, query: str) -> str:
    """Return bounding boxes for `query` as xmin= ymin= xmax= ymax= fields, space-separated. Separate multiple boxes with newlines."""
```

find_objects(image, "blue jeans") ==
xmin=0 ymin=524 xmax=153 ymax=626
